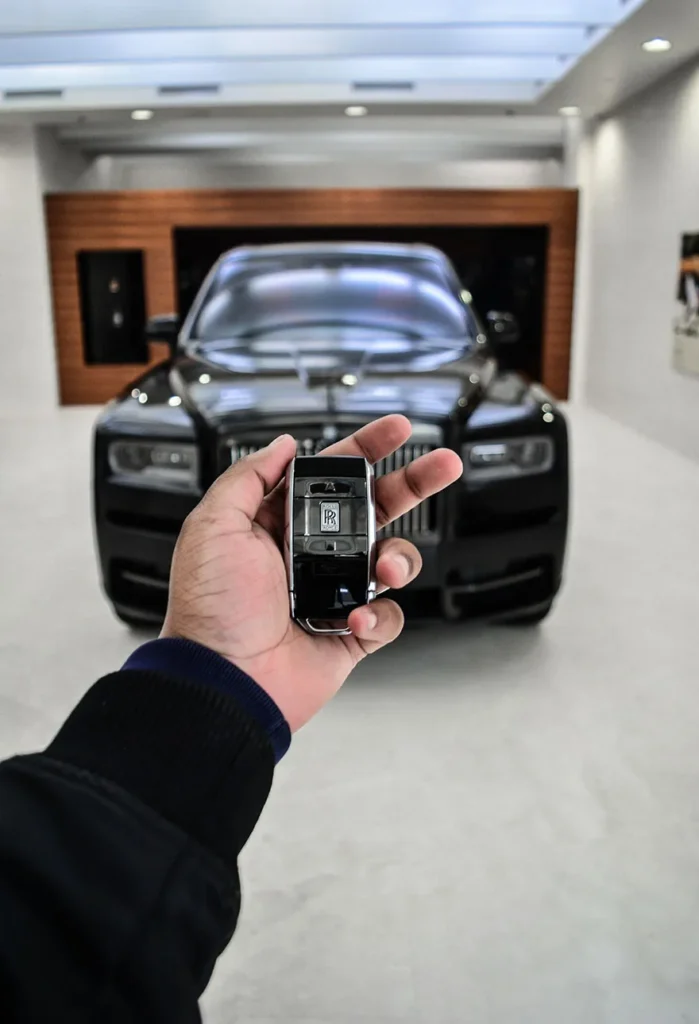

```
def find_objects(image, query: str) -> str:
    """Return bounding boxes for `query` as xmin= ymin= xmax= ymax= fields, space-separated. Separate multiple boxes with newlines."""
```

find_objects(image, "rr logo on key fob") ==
xmin=320 ymin=502 xmax=340 ymax=532
xmin=286 ymin=455 xmax=376 ymax=635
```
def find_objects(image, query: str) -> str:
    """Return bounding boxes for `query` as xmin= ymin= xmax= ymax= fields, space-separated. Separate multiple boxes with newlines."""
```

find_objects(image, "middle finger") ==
xmin=373 ymin=447 xmax=463 ymax=529
xmin=318 ymin=414 xmax=412 ymax=464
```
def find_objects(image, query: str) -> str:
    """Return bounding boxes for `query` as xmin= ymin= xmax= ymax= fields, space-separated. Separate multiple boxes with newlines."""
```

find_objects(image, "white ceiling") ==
xmin=0 ymin=0 xmax=648 ymax=32
xmin=2 ymin=0 xmax=698 ymax=168
xmin=0 ymin=0 xmax=650 ymax=110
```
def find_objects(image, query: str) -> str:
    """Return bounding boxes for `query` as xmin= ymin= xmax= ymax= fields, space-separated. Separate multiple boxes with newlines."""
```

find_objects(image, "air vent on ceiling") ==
xmin=157 ymin=84 xmax=220 ymax=96
xmin=352 ymin=81 xmax=415 ymax=92
xmin=3 ymin=89 xmax=64 ymax=100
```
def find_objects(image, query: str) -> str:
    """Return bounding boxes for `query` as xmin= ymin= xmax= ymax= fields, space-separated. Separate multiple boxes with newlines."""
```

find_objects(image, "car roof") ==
xmin=218 ymin=241 xmax=450 ymax=266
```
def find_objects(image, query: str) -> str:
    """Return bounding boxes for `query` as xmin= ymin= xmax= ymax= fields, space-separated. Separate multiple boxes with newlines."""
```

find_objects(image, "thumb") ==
xmin=204 ymin=434 xmax=297 ymax=522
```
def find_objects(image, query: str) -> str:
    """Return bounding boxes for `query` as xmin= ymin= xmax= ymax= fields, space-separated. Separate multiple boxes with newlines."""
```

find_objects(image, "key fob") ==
xmin=286 ymin=455 xmax=377 ymax=635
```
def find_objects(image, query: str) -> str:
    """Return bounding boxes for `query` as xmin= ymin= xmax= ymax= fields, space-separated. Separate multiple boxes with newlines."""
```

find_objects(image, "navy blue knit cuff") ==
xmin=122 ymin=639 xmax=291 ymax=763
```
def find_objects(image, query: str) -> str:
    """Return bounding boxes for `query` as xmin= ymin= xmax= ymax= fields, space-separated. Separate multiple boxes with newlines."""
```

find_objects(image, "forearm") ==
xmin=0 ymin=643 xmax=289 ymax=1021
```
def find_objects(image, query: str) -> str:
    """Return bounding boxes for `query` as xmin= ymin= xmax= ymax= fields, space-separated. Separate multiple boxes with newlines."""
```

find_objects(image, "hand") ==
xmin=161 ymin=416 xmax=462 ymax=731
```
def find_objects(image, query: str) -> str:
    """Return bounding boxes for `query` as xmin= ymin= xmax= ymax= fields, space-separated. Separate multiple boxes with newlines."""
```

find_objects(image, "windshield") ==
xmin=189 ymin=252 xmax=476 ymax=349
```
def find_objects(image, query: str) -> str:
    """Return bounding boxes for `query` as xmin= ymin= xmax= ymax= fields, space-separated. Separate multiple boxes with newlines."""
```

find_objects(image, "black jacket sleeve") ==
xmin=0 ymin=668 xmax=276 ymax=1022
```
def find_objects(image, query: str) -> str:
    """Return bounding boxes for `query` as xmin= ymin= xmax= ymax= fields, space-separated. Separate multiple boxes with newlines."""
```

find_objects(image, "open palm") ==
xmin=161 ymin=416 xmax=462 ymax=731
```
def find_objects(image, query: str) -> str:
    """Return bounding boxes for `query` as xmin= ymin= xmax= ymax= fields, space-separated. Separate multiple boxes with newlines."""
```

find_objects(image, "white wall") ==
xmin=35 ymin=127 xmax=91 ymax=194
xmin=70 ymin=153 xmax=563 ymax=192
xmin=569 ymin=124 xmax=594 ymax=405
xmin=577 ymin=59 xmax=699 ymax=461
xmin=0 ymin=126 xmax=57 ymax=414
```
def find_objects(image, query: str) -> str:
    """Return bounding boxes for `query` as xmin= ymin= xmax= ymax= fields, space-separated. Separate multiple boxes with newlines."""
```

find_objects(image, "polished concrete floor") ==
xmin=2 ymin=405 xmax=699 ymax=1023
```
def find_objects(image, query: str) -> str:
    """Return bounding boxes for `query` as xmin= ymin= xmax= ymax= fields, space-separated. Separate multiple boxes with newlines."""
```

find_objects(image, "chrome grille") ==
xmin=224 ymin=437 xmax=439 ymax=540
xmin=226 ymin=438 xmax=328 ymax=463
xmin=375 ymin=444 xmax=436 ymax=539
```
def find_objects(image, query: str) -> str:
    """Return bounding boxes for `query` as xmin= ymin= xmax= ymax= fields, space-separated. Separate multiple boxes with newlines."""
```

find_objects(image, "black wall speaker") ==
xmin=78 ymin=250 xmax=148 ymax=365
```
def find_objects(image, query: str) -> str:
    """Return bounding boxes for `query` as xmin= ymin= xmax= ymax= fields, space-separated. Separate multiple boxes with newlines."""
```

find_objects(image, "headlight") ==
xmin=108 ymin=441 xmax=199 ymax=488
xmin=462 ymin=436 xmax=554 ymax=482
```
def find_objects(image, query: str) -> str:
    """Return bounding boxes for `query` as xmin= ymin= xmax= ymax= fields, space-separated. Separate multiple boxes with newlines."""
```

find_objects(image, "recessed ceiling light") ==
xmin=345 ymin=105 xmax=368 ymax=117
xmin=131 ymin=109 xmax=154 ymax=121
xmin=642 ymin=38 xmax=672 ymax=53
xmin=559 ymin=106 xmax=582 ymax=116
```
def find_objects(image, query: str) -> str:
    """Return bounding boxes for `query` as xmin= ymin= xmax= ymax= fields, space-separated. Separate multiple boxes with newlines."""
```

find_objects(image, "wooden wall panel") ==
xmin=45 ymin=188 xmax=579 ymax=405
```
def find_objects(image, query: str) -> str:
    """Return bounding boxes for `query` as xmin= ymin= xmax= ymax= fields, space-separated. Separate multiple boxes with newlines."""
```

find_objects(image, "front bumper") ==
xmin=97 ymin=500 xmax=565 ymax=626
xmin=95 ymin=412 xmax=568 ymax=626
xmin=94 ymin=476 xmax=198 ymax=624
xmin=402 ymin=517 xmax=565 ymax=619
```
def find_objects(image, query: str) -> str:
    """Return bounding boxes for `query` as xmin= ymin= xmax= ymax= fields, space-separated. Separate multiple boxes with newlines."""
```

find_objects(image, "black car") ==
xmin=94 ymin=242 xmax=568 ymax=628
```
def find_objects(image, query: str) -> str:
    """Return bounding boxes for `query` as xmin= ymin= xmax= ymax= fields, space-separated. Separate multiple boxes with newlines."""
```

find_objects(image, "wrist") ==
xmin=161 ymin=617 xmax=308 ymax=733
xmin=232 ymin=649 xmax=298 ymax=732
xmin=125 ymin=637 xmax=291 ymax=762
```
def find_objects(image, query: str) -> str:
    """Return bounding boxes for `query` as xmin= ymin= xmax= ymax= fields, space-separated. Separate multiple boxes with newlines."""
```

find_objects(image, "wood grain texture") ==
xmin=45 ymin=188 xmax=579 ymax=405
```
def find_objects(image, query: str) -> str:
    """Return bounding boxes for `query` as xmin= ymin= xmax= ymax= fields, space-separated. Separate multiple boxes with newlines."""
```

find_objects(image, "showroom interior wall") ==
xmin=0 ymin=126 xmax=57 ymax=413
xmin=44 ymin=151 xmax=563 ymax=192
xmin=576 ymin=57 xmax=699 ymax=461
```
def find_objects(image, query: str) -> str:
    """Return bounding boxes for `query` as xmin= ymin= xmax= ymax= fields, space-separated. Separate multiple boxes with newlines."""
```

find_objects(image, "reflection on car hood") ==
xmin=185 ymin=375 xmax=465 ymax=424
xmin=186 ymin=335 xmax=474 ymax=383
xmin=176 ymin=345 xmax=486 ymax=426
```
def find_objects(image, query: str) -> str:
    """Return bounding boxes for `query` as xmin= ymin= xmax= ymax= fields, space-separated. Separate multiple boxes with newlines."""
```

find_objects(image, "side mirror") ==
xmin=145 ymin=313 xmax=180 ymax=355
xmin=486 ymin=311 xmax=520 ymax=346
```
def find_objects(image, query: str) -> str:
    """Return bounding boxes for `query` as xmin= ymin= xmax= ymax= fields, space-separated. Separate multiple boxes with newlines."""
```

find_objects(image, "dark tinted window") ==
xmin=190 ymin=252 xmax=473 ymax=345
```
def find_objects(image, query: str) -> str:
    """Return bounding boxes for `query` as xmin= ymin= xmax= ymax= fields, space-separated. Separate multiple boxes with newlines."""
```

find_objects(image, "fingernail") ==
xmin=396 ymin=553 xmax=413 ymax=578
xmin=270 ymin=434 xmax=293 ymax=447
xmin=365 ymin=610 xmax=378 ymax=631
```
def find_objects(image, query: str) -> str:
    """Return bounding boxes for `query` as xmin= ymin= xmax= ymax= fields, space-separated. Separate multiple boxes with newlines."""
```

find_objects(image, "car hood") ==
xmin=174 ymin=347 xmax=489 ymax=428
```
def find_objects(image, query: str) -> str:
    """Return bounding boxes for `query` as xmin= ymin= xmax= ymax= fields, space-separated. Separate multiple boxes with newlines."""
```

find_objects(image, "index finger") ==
xmin=319 ymin=414 xmax=412 ymax=464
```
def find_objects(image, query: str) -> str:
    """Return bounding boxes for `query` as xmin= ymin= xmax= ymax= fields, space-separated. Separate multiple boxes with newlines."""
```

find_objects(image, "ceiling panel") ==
xmin=0 ymin=57 xmax=576 ymax=91
xmin=0 ymin=0 xmax=651 ymax=110
xmin=0 ymin=26 xmax=604 ymax=65
xmin=0 ymin=1 xmax=649 ymax=34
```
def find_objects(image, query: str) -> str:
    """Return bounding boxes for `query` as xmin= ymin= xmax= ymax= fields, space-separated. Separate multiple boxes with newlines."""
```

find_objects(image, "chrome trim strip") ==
xmin=120 ymin=570 xmax=169 ymax=591
xmin=450 ymin=567 xmax=543 ymax=596
xmin=300 ymin=619 xmax=352 ymax=636
xmin=366 ymin=458 xmax=377 ymax=603
xmin=285 ymin=458 xmax=296 ymax=619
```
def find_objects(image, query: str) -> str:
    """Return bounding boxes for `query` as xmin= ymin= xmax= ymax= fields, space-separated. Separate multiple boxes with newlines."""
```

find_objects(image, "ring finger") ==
xmin=374 ymin=537 xmax=422 ymax=594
